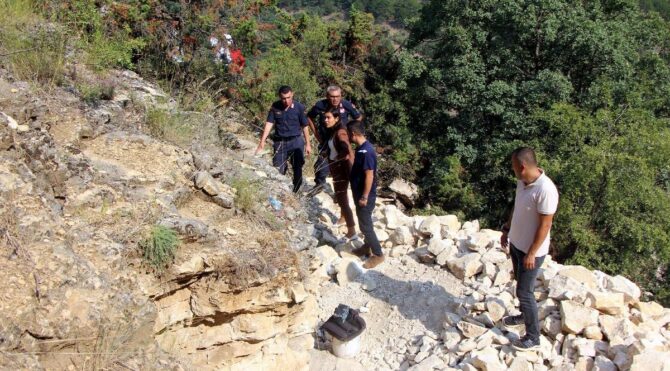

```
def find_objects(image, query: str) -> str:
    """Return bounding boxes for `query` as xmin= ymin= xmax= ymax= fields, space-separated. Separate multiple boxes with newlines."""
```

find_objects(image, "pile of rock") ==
xmin=310 ymin=197 xmax=670 ymax=370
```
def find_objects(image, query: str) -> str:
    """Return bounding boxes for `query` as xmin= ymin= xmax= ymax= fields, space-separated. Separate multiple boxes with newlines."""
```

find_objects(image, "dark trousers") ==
xmin=354 ymin=195 xmax=382 ymax=256
xmin=330 ymin=160 xmax=355 ymax=228
xmin=510 ymin=244 xmax=545 ymax=341
xmin=314 ymin=143 xmax=330 ymax=185
xmin=273 ymin=137 xmax=304 ymax=193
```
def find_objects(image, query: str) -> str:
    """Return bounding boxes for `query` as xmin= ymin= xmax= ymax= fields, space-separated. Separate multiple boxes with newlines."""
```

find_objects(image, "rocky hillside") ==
xmin=0 ymin=65 xmax=318 ymax=370
xmin=1 ymin=60 xmax=670 ymax=371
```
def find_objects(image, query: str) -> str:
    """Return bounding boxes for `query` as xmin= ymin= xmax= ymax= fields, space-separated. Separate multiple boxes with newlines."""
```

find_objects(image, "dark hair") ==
xmin=278 ymin=85 xmax=292 ymax=95
xmin=512 ymin=146 xmax=537 ymax=166
xmin=348 ymin=121 xmax=366 ymax=137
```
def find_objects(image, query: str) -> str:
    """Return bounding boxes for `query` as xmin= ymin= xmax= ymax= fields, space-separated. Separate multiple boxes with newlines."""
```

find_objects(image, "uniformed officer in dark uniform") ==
xmin=307 ymin=85 xmax=362 ymax=194
xmin=255 ymin=86 xmax=312 ymax=193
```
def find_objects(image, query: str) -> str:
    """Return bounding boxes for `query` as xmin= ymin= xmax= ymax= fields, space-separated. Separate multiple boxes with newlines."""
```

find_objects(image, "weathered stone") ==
xmin=509 ymin=357 xmax=533 ymax=371
xmin=408 ymin=354 xmax=445 ymax=371
xmin=604 ymin=275 xmax=641 ymax=303
xmin=538 ymin=298 xmax=559 ymax=320
xmin=442 ymin=326 xmax=462 ymax=350
xmin=158 ymin=216 xmax=208 ymax=240
xmin=447 ymin=253 xmax=483 ymax=279
xmin=212 ymin=193 xmax=233 ymax=208
xmin=389 ymin=178 xmax=418 ymax=206
xmin=390 ymin=245 xmax=410 ymax=258
xmin=471 ymin=347 xmax=506 ymax=371
xmin=486 ymin=299 xmax=506 ymax=322
xmin=493 ymin=265 xmax=512 ymax=287
xmin=193 ymin=153 xmax=214 ymax=171
xmin=548 ymin=274 xmax=589 ymax=303
xmin=465 ymin=232 xmax=493 ymax=252
xmin=592 ymin=355 xmax=617 ymax=371
xmin=599 ymin=314 xmax=638 ymax=341
xmin=629 ymin=351 xmax=670 ymax=371
xmin=558 ymin=265 xmax=599 ymax=290
xmin=418 ymin=215 xmax=442 ymax=237
xmin=561 ymin=300 xmax=599 ymax=334
xmin=436 ymin=247 xmax=457 ymax=266
xmin=543 ymin=315 xmax=563 ymax=338
xmin=290 ymin=283 xmax=308 ymax=304
xmin=573 ymin=338 xmax=597 ymax=357
xmin=481 ymin=250 xmax=507 ymax=265
xmin=336 ymin=258 xmax=364 ymax=286
xmin=194 ymin=171 xmax=221 ymax=196
xmin=634 ymin=301 xmax=665 ymax=317
xmin=437 ymin=214 xmax=461 ymax=232
xmin=389 ymin=226 xmax=415 ymax=246
xmin=584 ymin=325 xmax=603 ymax=341
xmin=586 ymin=291 xmax=625 ymax=315
xmin=427 ymin=237 xmax=453 ymax=256
xmin=375 ymin=228 xmax=390 ymax=242
xmin=575 ymin=357 xmax=595 ymax=371
xmin=457 ymin=321 xmax=487 ymax=338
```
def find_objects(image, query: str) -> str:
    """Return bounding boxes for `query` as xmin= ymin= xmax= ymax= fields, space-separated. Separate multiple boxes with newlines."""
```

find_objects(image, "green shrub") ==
xmin=231 ymin=177 xmax=261 ymax=214
xmin=145 ymin=108 xmax=193 ymax=145
xmin=77 ymin=80 xmax=115 ymax=105
xmin=139 ymin=225 xmax=179 ymax=272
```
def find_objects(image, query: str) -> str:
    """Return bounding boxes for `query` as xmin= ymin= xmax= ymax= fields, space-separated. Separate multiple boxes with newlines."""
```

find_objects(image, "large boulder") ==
xmin=389 ymin=226 xmax=415 ymax=246
xmin=437 ymin=215 xmax=461 ymax=232
xmin=560 ymin=300 xmax=599 ymax=334
xmin=388 ymin=178 xmax=418 ymax=206
xmin=604 ymin=275 xmax=641 ymax=303
xmin=457 ymin=321 xmax=487 ymax=338
xmin=471 ymin=347 xmax=506 ymax=371
xmin=547 ymin=274 xmax=589 ymax=303
xmin=629 ymin=351 xmax=670 ymax=371
xmin=447 ymin=253 xmax=483 ymax=279
xmin=428 ymin=237 xmax=454 ymax=256
xmin=599 ymin=314 xmax=638 ymax=341
xmin=465 ymin=232 xmax=493 ymax=252
xmin=586 ymin=291 xmax=625 ymax=315
xmin=558 ymin=266 xmax=599 ymax=290
xmin=418 ymin=215 xmax=442 ymax=237
xmin=194 ymin=171 xmax=221 ymax=196
xmin=633 ymin=301 xmax=665 ymax=317
xmin=592 ymin=355 xmax=617 ymax=371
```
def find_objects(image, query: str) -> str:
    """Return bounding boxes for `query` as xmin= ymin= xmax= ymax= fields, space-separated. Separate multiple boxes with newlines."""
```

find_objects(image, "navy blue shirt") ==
xmin=266 ymin=101 xmax=308 ymax=138
xmin=308 ymin=99 xmax=361 ymax=141
xmin=350 ymin=140 xmax=377 ymax=200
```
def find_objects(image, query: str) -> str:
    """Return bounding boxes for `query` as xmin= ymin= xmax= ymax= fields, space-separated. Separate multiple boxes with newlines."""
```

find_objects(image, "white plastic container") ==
xmin=331 ymin=333 xmax=362 ymax=358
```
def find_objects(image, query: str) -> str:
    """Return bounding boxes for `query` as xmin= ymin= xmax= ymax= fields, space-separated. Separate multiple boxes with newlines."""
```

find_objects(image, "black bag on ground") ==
xmin=321 ymin=304 xmax=366 ymax=342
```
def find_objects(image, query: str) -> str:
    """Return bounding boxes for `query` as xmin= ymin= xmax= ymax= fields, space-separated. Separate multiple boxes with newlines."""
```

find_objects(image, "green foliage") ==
xmin=145 ymin=108 xmax=193 ymax=146
xmin=364 ymin=0 xmax=670 ymax=302
xmin=0 ymin=0 xmax=67 ymax=85
xmin=277 ymin=0 xmax=421 ymax=25
xmin=77 ymin=80 xmax=115 ymax=105
xmin=139 ymin=225 xmax=179 ymax=272
xmin=231 ymin=177 xmax=261 ymax=214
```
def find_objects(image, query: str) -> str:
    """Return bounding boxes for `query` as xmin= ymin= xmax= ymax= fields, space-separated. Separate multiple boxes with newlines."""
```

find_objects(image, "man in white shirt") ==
xmin=500 ymin=147 xmax=559 ymax=351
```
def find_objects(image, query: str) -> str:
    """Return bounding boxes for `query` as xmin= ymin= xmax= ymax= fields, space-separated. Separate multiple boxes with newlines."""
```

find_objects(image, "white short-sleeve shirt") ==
xmin=508 ymin=171 xmax=559 ymax=256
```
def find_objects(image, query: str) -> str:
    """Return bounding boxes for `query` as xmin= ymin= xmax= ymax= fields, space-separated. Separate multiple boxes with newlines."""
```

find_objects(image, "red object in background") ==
xmin=230 ymin=49 xmax=245 ymax=73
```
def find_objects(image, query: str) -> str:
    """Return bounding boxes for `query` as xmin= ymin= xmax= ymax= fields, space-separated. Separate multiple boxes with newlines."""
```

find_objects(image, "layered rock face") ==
xmin=0 ymin=69 xmax=317 ymax=370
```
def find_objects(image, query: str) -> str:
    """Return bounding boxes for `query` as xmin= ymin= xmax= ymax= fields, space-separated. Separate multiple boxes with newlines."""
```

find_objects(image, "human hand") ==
xmin=358 ymin=197 xmax=368 ymax=207
xmin=523 ymin=253 xmax=536 ymax=270
xmin=255 ymin=142 xmax=264 ymax=155
xmin=305 ymin=143 xmax=312 ymax=156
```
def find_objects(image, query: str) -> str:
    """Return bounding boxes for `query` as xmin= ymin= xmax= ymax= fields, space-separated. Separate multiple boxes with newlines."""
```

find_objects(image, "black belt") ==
xmin=275 ymin=135 xmax=300 ymax=141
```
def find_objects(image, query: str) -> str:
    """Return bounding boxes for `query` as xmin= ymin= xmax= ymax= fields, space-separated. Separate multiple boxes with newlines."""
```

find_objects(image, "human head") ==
xmin=324 ymin=109 xmax=341 ymax=129
xmin=348 ymin=122 xmax=366 ymax=145
xmin=511 ymin=146 xmax=538 ymax=181
xmin=326 ymin=85 xmax=342 ymax=107
xmin=278 ymin=85 xmax=293 ymax=108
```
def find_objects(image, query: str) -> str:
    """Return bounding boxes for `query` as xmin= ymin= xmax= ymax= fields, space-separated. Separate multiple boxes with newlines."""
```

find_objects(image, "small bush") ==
xmin=145 ymin=108 xmax=193 ymax=145
xmin=139 ymin=225 xmax=179 ymax=272
xmin=231 ymin=177 xmax=261 ymax=214
xmin=77 ymin=80 xmax=115 ymax=105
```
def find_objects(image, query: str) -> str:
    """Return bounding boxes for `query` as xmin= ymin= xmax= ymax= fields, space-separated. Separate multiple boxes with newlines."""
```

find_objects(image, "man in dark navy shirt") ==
xmin=307 ymin=85 xmax=362 ymax=193
xmin=255 ymin=86 xmax=312 ymax=193
xmin=348 ymin=122 xmax=384 ymax=269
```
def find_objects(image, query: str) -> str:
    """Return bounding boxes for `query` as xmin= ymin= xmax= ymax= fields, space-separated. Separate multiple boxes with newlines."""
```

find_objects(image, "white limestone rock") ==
xmin=561 ymin=300 xmax=599 ymax=334
xmin=447 ymin=253 xmax=483 ymax=279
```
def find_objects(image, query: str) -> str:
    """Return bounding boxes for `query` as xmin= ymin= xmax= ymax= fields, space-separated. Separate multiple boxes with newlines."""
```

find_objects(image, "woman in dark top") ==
xmin=323 ymin=109 xmax=356 ymax=239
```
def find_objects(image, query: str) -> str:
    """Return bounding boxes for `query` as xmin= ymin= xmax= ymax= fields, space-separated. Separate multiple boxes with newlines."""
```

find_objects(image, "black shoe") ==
xmin=502 ymin=314 xmax=525 ymax=328
xmin=306 ymin=183 xmax=324 ymax=196
xmin=512 ymin=336 xmax=540 ymax=351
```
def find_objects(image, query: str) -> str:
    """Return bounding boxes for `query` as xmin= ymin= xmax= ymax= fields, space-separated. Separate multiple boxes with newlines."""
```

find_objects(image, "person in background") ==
xmin=500 ymin=147 xmax=559 ymax=351
xmin=307 ymin=85 xmax=363 ymax=195
xmin=323 ymin=109 xmax=357 ymax=240
xmin=348 ymin=122 xmax=384 ymax=269
xmin=255 ymin=86 xmax=311 ymax=193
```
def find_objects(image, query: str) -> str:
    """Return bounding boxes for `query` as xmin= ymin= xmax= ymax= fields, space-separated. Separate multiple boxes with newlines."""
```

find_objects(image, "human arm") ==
xmin=307 ymin=116 xmax=321 ymax=144
xmin=523 ymin=213 xmax=554 ymax=269
xmin=358 ymin=170 xmax=374 ymax=207
xmin=303 ymin=126 xmax=311 ymax=156
xmin=255 ymin=121 xmax=274 ymax=155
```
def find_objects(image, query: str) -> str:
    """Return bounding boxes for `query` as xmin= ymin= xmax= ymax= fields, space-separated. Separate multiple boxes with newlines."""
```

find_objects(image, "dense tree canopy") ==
xmin=366 ymin=0 xmax=670 ymax=303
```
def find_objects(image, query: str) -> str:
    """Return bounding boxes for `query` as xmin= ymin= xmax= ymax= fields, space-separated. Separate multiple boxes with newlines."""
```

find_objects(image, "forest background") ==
xmin=1 ymin=0 xmax=669 ymax=304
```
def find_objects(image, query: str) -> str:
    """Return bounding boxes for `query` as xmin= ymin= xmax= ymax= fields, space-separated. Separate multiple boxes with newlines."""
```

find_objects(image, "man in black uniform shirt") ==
xmin=307 ymin=85 xmax=362 ymax=194
xmin=255 ymin=86 xmax=312 ymax=192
